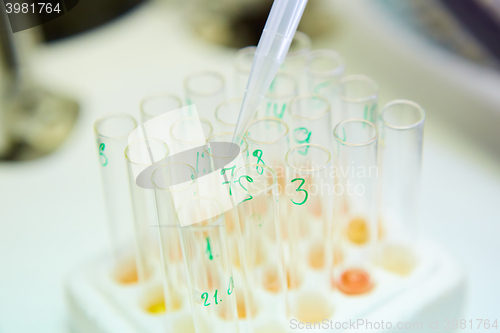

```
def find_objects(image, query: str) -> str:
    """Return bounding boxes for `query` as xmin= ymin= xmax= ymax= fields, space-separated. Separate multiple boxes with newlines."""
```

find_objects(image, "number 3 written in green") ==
xmin=291 ymin=178 xmax=308 ymax=205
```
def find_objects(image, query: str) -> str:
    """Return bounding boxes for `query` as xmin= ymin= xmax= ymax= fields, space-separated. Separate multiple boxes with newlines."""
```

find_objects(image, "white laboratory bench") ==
xmin=0 ymin=1 xmax=499 ymax=332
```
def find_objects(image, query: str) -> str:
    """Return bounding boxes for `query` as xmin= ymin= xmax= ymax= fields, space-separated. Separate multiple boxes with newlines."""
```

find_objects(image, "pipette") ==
xmin=232 ymin=0 xmax=308 ymax=144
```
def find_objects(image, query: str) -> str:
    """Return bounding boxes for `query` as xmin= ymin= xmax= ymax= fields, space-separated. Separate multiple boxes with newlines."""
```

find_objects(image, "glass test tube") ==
xmin=306 ymin=49 xmax=345 ymax=98
xmin=177 ymin=197 xmax=239 ymax=333
xmin=333 ymin=119 xmax=378 ymax=296
xmin=262 ymin=72 xmax=298 ymax=123
xmin=139 ymin=91 xmax=183 ymax=123
xmin=152 ymin=162 xmax=198 ymax=315
xmin=231 ymin=164 xmax=288 ymax=332
xmin=288 ymin=93 xmax=332 ymax=151
xmin=203 ymin=133 xmax=249 ymax=327
xmin=284 ymin=144 xmax=334 ymax=322
xmin=245 ymin=117 xmax=290 ymax=262
xmin=338 ymin=75 xmax=379 ymax=126
xmin=170 ymin=116 xmax=213 ymax=153
xmin=280 ymin=31 xmax=312 ymax=94
xmin=233 ymin=32 xmax=310 ymax=98
xmin=233 ymin=46 xmax=256 ymax=98
xmin=93 ymin=113 xmax=138 ymax=284
xmin=204 ymin=132 xmax=250 ymax=172
xmin=214 ymin=98 xmax=242 ymax=134
xmin=377 ymin=100 xmax=425 ymax=276
xmin=184 ymin=70 xmax=226 ymax=125
xmin=245 ymin=117 xmax=289 ymax=187
xmin=125 ymin=138 xmax=170 ymax=313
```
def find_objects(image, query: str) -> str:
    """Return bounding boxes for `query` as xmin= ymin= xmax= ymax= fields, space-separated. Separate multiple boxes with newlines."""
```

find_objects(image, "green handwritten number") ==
xmin=227 ymin=277 xmax=234 ymax=295
xmin=99 ymin=143 xmax=107 ymax=166
xmin=265 ymin=102 xmax=286 ymax=119
xmin=213 ymin=290 xmax=219 ymax=305
xmin=221 ymin=166 xmax=236 ymax=195
xmin=206 ymin=237 xmax=213 ymax=260
xmin=266 ymin=102 xmax=272 ymax=117
xmin=238 ymin=175 xmax=254 ymax=203
xmin=293 ymin=127 xmax=312 ymax=155
xmin=274 ymin=103 xmax=286 ymax=119
xmin=291 ymin=178 xmax=308 ymax=205
xmin=253 ymin=149 xmax=265 ymax=174
xmin=201 ymin=292 xmax=210 ymax=306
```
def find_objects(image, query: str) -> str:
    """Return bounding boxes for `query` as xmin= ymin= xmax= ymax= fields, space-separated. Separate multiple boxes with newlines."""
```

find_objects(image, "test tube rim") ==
xmin=289 ymin=93 xmax=331 ymax=120
xmin=231 ymin=163 xmax=278 ymax=197
xmin=203 ymin=132 xmax=249 ymax=160
xmin=287 ymin=30 xmax=312 ymax=59
xmin=305 ymin=49 xmax=346 ymax=78
xmin=151 ymin=161 xmax=197 ymax=192
xmin=183 ymin=70 xmax=226 ymax=98
xmin=139 ymin=91 xmax=183 ymax=121
xmin=233 ymin=31 xmax=311 ymax=74
xmin=170 ymin=116 xmax=213 ymax=144
xmin=93 ymin=113 xmax=138 ymax=140
xmin=379 ymin=99 xmax=426 ymax=130
xmin=245 ymin=117 xmax=289 ymax=145
xmin=338 ymin=74 xmax=379 ymax=104
xmin=234 ymin=46 xmax=257 ymax=75
xmin=124 ymin=138 xmax=170 ymax=166
xmin=333 ymin=118 xmax=379 ymax=147
xmin=215 ymin=97 xmax=243 ymax=127
xmin=285 ymin=143 xmax=332 ymax=173
xmin=265 ymin=71 xmax=299 ymax=99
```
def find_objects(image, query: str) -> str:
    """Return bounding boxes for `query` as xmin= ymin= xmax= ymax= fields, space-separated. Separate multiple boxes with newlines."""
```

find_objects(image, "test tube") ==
xmin=139 ymin=92 xmax=183 ymax=123
xmin=376 ymin=100 xmax=425 ymax=276
xmin=214 ymin=98 xmax=242 ymax=134
xmin=177 ymin=197 xmax=240 ymax=333
xmin=284 ymin=144 xmax=335 ymax=322
xmin=280 ymin=31 xmax=312 ymax=94
xmin=261 ymin=72 xmax=298 ymax=123
xmin=233 ymin=46 xmax=256 ymax=98
xmin=204 ymin=132 xmax=250 ymax=173
xmin=184 ymin=70 xmax=226 ymax=125
xmin=203 ymin=133 xmax=250 ymax=327
xmin=332 ymin=119 xmax=378 ymax=295
xmin=245 ymin=117 xmax=290 ymax=253
xmin=233 ymin=32 xmax=310 ymax=98
xmin=231 ymin=164 xmax=288 ymax=332
xmin=152 ymin=162 xmax=197 ymax=316
xmin=305 ymin=49 xmax=345 ymax=100
xmin=338 ymin=75 xmax=379 ymax=126
xmin=93 ymin=113 xmax=138 ymax=284
xmin=170 ymin=116 xmax=213 ymax=153
xmin=245 ymin=117 xmax=289 ymax=185
xmin=124 ymin=138 xmax=170 ymax=313
xmin=288 ymin=93 xmax=332 ymax=151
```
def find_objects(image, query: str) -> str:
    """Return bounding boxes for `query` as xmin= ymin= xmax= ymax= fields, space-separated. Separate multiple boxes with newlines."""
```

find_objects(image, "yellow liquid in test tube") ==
xmin=145 ymin=292 xmax=182 ymax=314
xmin=346 ymin=217 xmax=369 ymax=245
xmin=294 ymin=293 xmax=332 ymax=322
xmin=113 ymin=258 xmax=138 ymax=285
xmin=377 ymin=244 xmax=416 ymax=276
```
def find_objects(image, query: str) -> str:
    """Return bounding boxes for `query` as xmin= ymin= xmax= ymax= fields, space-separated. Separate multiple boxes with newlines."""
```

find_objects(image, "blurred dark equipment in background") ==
xmin=0 ymin=7 xmax=79 ymax=161
xmin=41 ymin=0 xmax=146 ymax=41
